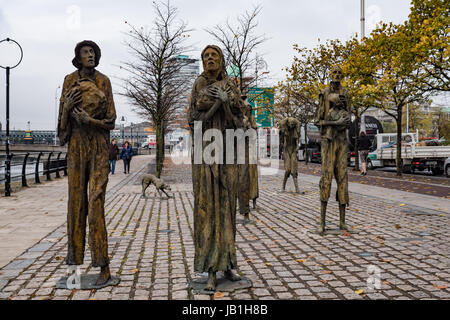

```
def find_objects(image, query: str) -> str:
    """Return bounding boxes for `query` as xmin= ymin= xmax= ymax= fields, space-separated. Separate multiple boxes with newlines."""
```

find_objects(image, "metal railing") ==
xmin=0 ymin=151 xmax=67 ymax=195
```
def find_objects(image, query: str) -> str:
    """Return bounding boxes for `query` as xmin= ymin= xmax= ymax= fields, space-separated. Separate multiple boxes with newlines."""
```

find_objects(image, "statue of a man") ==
xmin=58 ymin=40 xmax=116 ymax=285
xmin=279 ymin=117 xmax=301 ymax=193
xmin=189 ymin=45 xmax=243 ymax=291
xmin=243 ymin=98 xmax=259 ymax=210
xmin=237 ymin=96 xmax=258 ymax=222
xmin=315 ymin=66 xmax=351 ymax=235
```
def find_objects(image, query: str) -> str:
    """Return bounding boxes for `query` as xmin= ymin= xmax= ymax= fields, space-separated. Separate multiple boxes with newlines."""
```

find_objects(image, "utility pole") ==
xmin=361 ymin=0 xmax=365 ymax=39
xmin=360 ymin=0 xmax=366 ymax=134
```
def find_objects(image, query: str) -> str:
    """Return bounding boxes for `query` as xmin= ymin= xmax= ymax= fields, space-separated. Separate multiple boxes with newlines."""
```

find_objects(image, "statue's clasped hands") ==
xmin=72 ymin=107 xmax=92 ymax=125
xmin=207 ymin=86 xmax=231 ymax=104
xmin=336 ymin=116 xmax=351 ymax=127
xmin=64 ymin=88 xmax=82 ymax=113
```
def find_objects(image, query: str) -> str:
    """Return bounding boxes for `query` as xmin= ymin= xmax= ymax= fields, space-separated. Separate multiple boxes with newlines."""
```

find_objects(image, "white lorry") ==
xmin=367 ymin=132 xmax=450 ymax=175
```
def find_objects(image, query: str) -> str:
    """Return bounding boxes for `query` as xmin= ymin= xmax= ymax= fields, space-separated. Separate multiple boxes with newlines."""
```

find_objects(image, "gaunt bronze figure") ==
xmin=58 ymin=40 xmax=116 ymax=285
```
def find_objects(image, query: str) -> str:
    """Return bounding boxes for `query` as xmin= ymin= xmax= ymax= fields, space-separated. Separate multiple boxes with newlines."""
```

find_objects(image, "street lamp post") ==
xmin=120 ymin=116 xmax=126 ymax=143
xmin=0 ymin=38 xmax=23 ymax=197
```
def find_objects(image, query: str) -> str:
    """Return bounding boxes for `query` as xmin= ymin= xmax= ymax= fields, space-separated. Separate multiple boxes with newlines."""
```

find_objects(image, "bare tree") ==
xmin=120 ymin=0 xmax=192 ymax=177
xmin=205 ymin=4 xmax=269 ymax=94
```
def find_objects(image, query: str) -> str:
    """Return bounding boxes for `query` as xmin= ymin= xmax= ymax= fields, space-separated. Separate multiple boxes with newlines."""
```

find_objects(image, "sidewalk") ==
xmin=0 ymin=157 xmax=449 ymax=300
xmin=0 ymin=155 xmax=154 ymax=269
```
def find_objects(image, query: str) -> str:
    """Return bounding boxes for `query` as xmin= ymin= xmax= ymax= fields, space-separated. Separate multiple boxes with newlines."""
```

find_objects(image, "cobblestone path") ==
xmin=0 ymin=158 xmax=449 ymax=300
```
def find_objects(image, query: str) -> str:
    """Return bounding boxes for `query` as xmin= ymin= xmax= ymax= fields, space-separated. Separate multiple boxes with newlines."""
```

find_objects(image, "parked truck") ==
xmin=367 ymin=133 xmax=450 ymax=175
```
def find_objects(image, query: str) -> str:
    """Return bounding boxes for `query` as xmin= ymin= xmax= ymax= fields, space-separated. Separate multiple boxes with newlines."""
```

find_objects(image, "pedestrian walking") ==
xmin=120 ymin=141 xmax=134 ymax=174
xmin=108 ymin=138 xmax=119 ymax=174
xmin=358 ymin=131 xmax=371 ymax=176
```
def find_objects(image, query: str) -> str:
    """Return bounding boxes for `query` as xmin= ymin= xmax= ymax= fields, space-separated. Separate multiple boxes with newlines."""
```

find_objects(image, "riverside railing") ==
xmin=0 ymin=151 xmax=67 ymax=195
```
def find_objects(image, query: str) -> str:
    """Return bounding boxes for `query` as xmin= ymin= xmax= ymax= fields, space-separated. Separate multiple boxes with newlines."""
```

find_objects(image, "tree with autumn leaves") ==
xmin=278 ymin=0 xmax=448 ymax=176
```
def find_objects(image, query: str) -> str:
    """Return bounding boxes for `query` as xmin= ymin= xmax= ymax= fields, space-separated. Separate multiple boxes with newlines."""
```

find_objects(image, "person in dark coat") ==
xmin=108 ymin=138 xmax=119 ymax=174
xmin=120 ymin=141 xmax=134 ymax=174
xmin=358 ymin=131 xmax=371 ymax=176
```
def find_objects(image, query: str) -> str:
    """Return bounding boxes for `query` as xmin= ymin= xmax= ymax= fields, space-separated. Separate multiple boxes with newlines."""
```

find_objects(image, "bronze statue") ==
xmin=189 ymin=45 xmax=243 ymax=292
xmin=241 ymin=98 xmax=258 ymax=211
xmin=237 ymin=97 xmax=253 ymax=222
xmin=141 ymin=173 xmax=172 ymax=198
xmin=58 ymin=40 xmax=116 ymax=286
xmin=279 ymin=117 xmax=301 ymax=193
xmin=314 ymin=66 xmax=351 ymax=235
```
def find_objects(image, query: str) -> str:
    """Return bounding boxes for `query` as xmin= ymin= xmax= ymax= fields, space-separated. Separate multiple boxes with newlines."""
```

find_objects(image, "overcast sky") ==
xmin=0 ymin=0 xmax=413 ymax=130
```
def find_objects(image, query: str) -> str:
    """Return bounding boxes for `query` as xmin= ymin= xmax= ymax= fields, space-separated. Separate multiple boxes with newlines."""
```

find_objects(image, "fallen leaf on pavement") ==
xmin=55 ymin=256 xmax=63 ymax=261
xmin=214 ymin=292 xmax=224 ymax=299
xmin=131 ymin=268 xmax=139 ymax=274
xmin=355 ymin=289 xmax=364 ymax=295
xmin=433 ymin=284 xmax=448 ymax=290
xmin=399 ymin=203 xmax=406 ymax=207
xmin=395 ymin=224 xmax=402 ymax=229
xmin=296 ymin=259 xmax=306 ymax=263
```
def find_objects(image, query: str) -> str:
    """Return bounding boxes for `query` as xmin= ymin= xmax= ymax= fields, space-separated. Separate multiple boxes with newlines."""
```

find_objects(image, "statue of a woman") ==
xmin=189 ymin=45 xmax=244 ymax=291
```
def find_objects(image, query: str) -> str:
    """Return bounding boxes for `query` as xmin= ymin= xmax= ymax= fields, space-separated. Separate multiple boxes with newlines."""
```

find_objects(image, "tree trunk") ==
xmin=155 ymin=121 xmax=164 ymax=178
xmin=354 ymin=115 xmax=360 ymax=171
xmin=304 ymin=123 xmax=309 ymax=165
xmin=396 ymin=107 xmax=403 ymax=177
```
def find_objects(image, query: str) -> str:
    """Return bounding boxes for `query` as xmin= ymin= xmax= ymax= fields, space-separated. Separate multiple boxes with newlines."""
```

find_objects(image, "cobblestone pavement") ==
xmin=0 ymin=156 xmax=449 ymax=300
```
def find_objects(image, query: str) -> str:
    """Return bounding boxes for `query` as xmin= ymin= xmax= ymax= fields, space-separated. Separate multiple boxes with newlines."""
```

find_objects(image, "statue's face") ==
xmin=330 ymin=67 xmax=343 ymax=82
xmin=203 ymin=48 xmax=221 ymax=73
xmin=288 ymin=118 xmax=296 ymax=127
xmin=79 ymin=45 xmax=96 ymax=68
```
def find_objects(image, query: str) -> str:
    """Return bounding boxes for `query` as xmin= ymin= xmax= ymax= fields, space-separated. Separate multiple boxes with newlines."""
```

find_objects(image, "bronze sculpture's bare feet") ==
xmin=318 ymin=225 xmax=325 ymax=235
xmin=243 ymin=213 xmax=251 ymax=224
xmin=252 ymin=199 xmax=257 ymax=209
xmin=319 ymin=201 xmax=327 ymax=236
xmin=205 ymin=271 xmax=216 ymax=291
xmin=224 ymin=270 xmax=241 ymax=282
xmin=339 ymin=204 xmax=349 ymax=231
xmin=96 ymin=266 xmax=111 ymax=286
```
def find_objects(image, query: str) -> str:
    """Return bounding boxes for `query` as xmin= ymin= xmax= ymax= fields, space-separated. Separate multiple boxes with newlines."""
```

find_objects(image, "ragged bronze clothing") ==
xmin=279 ymin=117 xmax=300 ymax=178
xmin=315 ymin=86 xmax=351 ymax=205
xmin=189 ymin=71 xmax=244 ymax=273
xmin=319 ymin=135 xmax=349 ymax=204
xmin=247 ymin=110 xmax=259 ymax=201
xmin=58 ymin=69 xmax=116 ymax=267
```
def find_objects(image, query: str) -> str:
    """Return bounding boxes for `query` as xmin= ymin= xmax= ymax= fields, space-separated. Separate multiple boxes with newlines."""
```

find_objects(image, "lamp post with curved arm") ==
xmin=0 ymin=38 xmax=23 ymax=196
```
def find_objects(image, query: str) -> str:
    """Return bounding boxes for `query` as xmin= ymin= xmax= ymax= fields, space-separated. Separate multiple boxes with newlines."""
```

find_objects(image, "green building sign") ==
xmin=247 ymin=87 xmax=274 ymax=128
